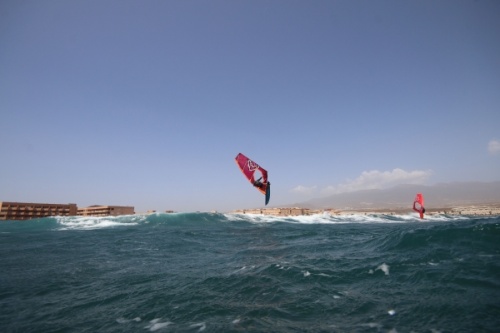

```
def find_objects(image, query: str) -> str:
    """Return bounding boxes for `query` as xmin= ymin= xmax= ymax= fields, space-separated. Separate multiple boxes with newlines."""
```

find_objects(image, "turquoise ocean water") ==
xmin=1 ymin=212 xmax=499 ymax=332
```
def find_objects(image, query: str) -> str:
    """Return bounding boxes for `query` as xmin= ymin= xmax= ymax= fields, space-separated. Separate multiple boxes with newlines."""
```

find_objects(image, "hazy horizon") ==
xmin=293 ymin=181 xmax=500 ymax=211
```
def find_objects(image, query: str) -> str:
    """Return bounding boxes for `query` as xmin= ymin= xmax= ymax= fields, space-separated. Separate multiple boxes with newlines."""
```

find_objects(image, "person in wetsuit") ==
xmin=253 ymin=177 xmax=263 ymax=188
xmin=413 ymin=202 xmax=425 ymax=219
xmin=253 ymin=177 xmax=270 ymax=190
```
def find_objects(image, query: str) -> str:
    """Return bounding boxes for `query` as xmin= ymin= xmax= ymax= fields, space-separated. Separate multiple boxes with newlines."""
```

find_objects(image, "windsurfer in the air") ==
xmin=253 ymin=177 xmax=269 ymax=190
xmin=253 ymin=177 xmax=263 ymax=188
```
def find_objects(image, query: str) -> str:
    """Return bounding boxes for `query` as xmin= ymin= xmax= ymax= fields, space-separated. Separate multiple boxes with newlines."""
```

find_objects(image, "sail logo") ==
xmin=247 ymin=160 xmax=260 ymax=171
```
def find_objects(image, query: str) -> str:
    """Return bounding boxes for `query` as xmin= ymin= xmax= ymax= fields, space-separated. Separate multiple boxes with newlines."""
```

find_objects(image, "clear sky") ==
xmin=1 ymin=0 xmax=499 ymax=213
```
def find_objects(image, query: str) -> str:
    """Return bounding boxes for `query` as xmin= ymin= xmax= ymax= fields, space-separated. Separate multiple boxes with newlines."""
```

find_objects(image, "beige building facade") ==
xmin=0 ymin=201 xmax=77 ymax=220
xmin=77 ymin=205 xmax=135 ymax=217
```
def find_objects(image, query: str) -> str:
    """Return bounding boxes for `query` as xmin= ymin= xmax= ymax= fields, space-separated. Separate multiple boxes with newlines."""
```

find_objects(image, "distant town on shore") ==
xmin=2 ymin=200 xmax=500 ymax=221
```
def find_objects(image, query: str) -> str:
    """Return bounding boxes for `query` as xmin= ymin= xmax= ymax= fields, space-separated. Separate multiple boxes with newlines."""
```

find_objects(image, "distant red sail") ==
xmin=413 ymin=193 xmax=425 ymax=219
xmin=235 ymin=153 xmax=270 ymax=205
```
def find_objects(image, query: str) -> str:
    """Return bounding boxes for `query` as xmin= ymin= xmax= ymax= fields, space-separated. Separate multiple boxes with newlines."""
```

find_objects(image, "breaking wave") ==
xmin=0 ymin=211 xmax=492 ymax=231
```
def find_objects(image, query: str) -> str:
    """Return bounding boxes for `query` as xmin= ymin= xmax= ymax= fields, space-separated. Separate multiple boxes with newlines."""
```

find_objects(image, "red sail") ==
xmin=413 ymin=193 xmax=425 ymax=219
xmin=235 ymin=153 xmax=268 ymax=195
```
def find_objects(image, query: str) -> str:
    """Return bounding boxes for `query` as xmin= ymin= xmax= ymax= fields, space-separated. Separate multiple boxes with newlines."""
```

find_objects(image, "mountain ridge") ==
xmin=287 ymin=181 xmax=500 ymax=210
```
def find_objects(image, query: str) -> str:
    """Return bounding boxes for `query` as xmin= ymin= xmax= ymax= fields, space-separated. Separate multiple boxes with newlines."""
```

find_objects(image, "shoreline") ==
xmin=231 ymin=204 xmax=500 ymax=217
xmin=338 ymin=204 xmax=500 ymax=216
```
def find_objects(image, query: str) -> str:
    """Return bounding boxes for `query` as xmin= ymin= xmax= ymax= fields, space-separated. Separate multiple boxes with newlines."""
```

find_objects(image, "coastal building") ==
xmin=77 ymin=205 xmax=135 ymax=217
xmin=0 ymin=201 xmax=77 ymax=220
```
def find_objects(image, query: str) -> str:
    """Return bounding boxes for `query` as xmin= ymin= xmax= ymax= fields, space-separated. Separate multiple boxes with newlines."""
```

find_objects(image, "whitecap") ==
xmin=376 ymin=263 xmax=390 ymax=275
xmin=116 ymin=316 xmax=142 ymax=324
xmin=145 ymin=318 xmax=172 ymax=331
xmin=56 ymin=215 xmax=138 ymax=230
xmin=225 ymin=212 xmax=415 ymax=225
xmin=190 ymin=322 xmax=206 ymax=332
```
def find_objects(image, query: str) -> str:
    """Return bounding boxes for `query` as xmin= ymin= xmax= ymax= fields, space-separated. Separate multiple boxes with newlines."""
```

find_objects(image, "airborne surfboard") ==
xmin=235 ymin=153 xmax=271 ymax=205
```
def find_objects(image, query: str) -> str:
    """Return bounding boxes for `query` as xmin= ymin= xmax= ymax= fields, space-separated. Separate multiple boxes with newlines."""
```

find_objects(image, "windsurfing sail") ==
xmin=235 ymin=153 xmax=271 ymax=205
xmin=413 ymin=193 xmax=425 ymax=219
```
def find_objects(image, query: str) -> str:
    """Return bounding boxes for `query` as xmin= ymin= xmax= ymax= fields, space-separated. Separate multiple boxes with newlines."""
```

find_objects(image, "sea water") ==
xmin=1 ymin=213 xmax=499 ymax=332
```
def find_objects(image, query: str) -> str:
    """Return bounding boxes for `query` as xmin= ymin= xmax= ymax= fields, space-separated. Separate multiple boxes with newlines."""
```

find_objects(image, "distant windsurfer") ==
xmin=413 ymin=201 xmax=426 ymax=219
xmin=412 ymin=193 xmax=425 ymax=219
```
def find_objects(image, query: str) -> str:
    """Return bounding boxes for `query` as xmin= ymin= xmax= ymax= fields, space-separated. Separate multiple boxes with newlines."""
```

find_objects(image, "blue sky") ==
xmin=1 ymin=0 xmax=499 ymax=213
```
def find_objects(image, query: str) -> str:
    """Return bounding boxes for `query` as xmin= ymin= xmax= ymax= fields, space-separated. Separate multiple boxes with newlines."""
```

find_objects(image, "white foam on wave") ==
xmin=424 ymin=214 xmax=470 ymax=222
xmin=145 ymin=318 xmax=172 ymax=331
xmin=55 ymin=215 xmax=140 ymax=230
xmin=226 ymin=212 xmax=417 ymax=224
xmin=377 ymin=263 xmax=390 ymax=275
xmin=225 ymin=212 xmax=472 ymax=225
xmin=369 ymin=263 xmax=390 ymax=275
xmin=190 ymin=322 xmax=206 ymax=332
xmin=116 ymin=317 xmax=142 ymax=324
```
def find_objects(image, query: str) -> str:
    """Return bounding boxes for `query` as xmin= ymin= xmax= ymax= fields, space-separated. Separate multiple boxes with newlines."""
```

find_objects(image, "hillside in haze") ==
xmin=292 ymin=182 xmax=500 ymax=210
